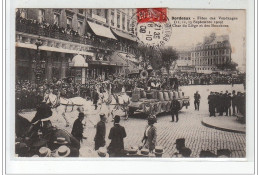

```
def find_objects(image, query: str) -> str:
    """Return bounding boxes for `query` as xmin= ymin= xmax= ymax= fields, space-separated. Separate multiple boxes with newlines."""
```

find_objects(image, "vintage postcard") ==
xmin=14 ymin=8 xmax=246 ymax=159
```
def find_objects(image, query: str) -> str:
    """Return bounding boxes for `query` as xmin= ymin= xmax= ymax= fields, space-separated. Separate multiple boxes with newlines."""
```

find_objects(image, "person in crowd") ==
xmin=231 ymin=90 xmax=237 ymax=116
xmin=170 ymin=96 xmax=180 ymax=122
xmin=218 ymin=91 xmax=224 ymax=116
xmin=93 ymin=89 xmax=99 ymax=110
xmin=108 ymin=115 xmax=127 ymax=157
xmin=71 ymin=112 xmax=86 ymax=143
xmin=224 ymin=91 xmax=232 ymax=116
xmin=94 ymin=114 xmax=107 ymax=150
xmin=208 ymin=92 xmax=216 ymax=117
xmin=194 ymin=91 xmax=201 ymax=111
xmin=142 ymin=115 xmax=157 ymax=153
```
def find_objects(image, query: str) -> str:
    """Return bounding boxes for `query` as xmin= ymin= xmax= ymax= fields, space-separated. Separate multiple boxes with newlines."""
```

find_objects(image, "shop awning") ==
xmin=16 ymin=42 xmax=94 ymax=56
xmin=111 ymin=28 xmax=137 ymax=42
xmin=87 ymin=21 xmax=117 ymax=40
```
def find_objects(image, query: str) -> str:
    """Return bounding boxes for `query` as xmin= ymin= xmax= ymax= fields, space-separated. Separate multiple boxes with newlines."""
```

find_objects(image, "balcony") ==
xmin=16 ymin=18 xmax=138 ymax=56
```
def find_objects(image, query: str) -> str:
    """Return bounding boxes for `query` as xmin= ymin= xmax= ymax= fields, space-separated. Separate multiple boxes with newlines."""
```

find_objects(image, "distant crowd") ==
xmin=176 ymin=72 xmax=245 ymax=86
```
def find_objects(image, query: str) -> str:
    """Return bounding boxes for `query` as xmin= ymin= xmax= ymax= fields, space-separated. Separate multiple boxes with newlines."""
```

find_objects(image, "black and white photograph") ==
xmin=14 ymin=8 xmax=247 ymax=158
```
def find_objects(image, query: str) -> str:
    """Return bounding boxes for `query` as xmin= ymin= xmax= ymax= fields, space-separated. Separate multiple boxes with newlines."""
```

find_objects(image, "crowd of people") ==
xmin=15 ymin=98 xmax=193 ymax=158
xmin=176 ymin=72 xmax=245 ymax=86
xmin=16 ymin=15 xmax=138 ymax=55
xmin=15 ymin=75 xmax=175 ymax=110
xmin=207 ymin=90 xmax=246 ymax=119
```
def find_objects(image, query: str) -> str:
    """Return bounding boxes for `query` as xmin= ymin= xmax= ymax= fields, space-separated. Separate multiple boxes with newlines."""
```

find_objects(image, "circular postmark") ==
xmin=129 ymin=8 xmax=172 ymax=49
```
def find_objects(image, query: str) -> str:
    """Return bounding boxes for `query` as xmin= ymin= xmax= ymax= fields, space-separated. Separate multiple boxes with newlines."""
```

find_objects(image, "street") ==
xmin=19 ymin=84 xmax=246 ymax=158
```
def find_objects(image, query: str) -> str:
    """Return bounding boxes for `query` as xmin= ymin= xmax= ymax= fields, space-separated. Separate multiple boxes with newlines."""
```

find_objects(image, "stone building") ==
xmin=176 ymin=49 xmax=195 ymax=73
xmin=190 ymin=34 xmax=232 ymax=74
xmin=15 ymin=8 xmax=138 ymax=83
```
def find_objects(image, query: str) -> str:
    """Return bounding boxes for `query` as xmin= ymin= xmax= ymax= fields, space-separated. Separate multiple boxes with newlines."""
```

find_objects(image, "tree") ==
xmin=159 ymin=47 xmax=179 ymax=75
xmin=216 ymin=61 xmax=238 ymax=71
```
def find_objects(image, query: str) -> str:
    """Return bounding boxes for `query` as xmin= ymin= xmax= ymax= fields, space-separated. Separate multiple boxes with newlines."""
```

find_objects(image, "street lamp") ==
xmin=32 ymin=36 xmax=46 ymax=85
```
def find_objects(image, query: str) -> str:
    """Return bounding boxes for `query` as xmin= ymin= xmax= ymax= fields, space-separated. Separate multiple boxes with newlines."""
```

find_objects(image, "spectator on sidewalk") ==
xmin=194 ymin=91 xmax=201 ymax=111
xmin=142 ymin=115 xmax=157 ymax=153
xmin=170 ymin=96 xmax=180 ymax=122
xmin=108 ymin=115 xmax=126 ymax=157
xmin=71 ymin=112 xmax=86 ymax=143
xmin=94 ymin=114 xmax=107 ymax=150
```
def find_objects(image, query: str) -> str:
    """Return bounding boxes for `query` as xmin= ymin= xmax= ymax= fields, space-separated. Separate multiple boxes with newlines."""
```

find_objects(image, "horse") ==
xmin=44 ymin=92 xmax=84 ymax=127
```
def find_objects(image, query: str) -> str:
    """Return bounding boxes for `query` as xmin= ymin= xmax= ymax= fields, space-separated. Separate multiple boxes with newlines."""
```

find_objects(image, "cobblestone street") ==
xmin=19 ymin=84 xmax=246 ymax=158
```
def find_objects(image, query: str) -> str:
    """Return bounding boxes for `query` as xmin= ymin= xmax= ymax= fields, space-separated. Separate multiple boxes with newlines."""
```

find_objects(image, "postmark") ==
xmin=129 ymin=8 xmax=172 ymax=48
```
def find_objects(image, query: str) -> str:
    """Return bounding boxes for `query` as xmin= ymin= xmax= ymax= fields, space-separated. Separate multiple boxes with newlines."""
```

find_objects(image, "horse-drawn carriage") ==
xmin=126 ymin=88 xmax=190 ymax=117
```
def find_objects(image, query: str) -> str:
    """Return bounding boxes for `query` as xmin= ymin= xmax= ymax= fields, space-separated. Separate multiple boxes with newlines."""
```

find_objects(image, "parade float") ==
xmin=126 ymin=76 xmax=190 ymax=117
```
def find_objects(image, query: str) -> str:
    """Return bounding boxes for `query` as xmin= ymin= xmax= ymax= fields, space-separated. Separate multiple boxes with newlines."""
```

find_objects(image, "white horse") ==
xmin=44 ymin=92 xmax=85 ymax=127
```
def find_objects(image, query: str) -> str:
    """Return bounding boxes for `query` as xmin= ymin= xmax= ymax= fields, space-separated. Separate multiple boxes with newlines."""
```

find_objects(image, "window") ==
xmin=117 ymin=12 xmax=120 ymax=28
xmin=127 ymin=19 xmax=130 ymax=31
xmin=105 ymin=9 xmax=108 ymax=21
xmin=78 ymin=21 xmax=83 ymax=35
xmin=38 ymin=9 xmax=45 ymax=23
xmin=96 ymin=9 xmax=101 ymax=16
xmin=111 ymin=10 xmax=115 ymax=26
xmin=67 ymin=17 xmax=72 ymax=28
xmin=78 ymin=9 xmax=84 ymax=14
xmin=54 ymin=13 xmax=60 ymax=25
xmin=122 ymin=14 xmax=126 ymax=30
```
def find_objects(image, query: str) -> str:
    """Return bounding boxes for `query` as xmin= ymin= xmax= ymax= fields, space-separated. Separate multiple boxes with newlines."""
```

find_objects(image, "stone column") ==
xmin=82 ymin=68 xmax=86 ymax=84
xmin=45 ymin=52 xmax=53 ymax=81
xmin=60 ymin=53 xmax=66 ymax=79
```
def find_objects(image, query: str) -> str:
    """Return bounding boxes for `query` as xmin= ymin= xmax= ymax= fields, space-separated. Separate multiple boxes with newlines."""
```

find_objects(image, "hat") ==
xmin=128 ymin=146 xmax=138 ymax=155
xmin=114 ymin=115 xmax=120 ymax=123
xmin=53 ymin=137 xmax=68 ymax=145
xmin=100 ymin=113 xmax=105 ymax=118
xmin=78 ymin=112 xmax=84 ymax=118
xmin=16 ymin=142 xmax=30 ymax=155
xmin=153 ymin=146 xmax=164 ymax=157
xmin=31 ymin=139 xmax=47 ymax=148
xmin=174 ymin=138 xmax=185 ymax=147
xmin=148 ymin=115 xmax=157 ymax=123
xmin=180 ymin=147 xmax=192 ymax=157
xmin=97 ymin=147 xmax=108 ymax=157
xmin=140 ymin=148 xmax=149 ymax=156
xmin=39 ymin=147 xmax=51 ymax=157
xmin=55 ymin=145 xmax=71 ymax=157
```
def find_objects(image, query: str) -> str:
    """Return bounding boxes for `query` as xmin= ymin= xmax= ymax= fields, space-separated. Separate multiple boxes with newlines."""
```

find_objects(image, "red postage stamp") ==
xmin=136 ymin=8 xmax=168 ymax=23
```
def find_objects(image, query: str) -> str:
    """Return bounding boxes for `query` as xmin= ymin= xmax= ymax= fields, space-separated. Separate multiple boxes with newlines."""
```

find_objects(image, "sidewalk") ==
xmin=201 ymin=116 xmax=246 ymax=134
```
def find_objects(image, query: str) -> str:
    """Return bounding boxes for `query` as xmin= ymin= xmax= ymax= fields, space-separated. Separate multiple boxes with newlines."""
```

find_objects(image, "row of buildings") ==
xmin=175 ymin=34 xmax=233 ymax=74
xmin=16 ymin=8 xmax=140 ymax=83
xmin=15 ymin=8 xmax=235 ymax=85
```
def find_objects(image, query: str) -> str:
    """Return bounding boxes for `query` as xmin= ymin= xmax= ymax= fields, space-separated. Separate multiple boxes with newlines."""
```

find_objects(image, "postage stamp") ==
xmin=131 ymin=8 xmax=172 ymax=48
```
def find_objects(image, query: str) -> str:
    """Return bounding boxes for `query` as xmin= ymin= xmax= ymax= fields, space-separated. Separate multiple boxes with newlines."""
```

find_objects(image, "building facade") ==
xmin=16 ymin=8 xmax=138 ymax=83
xmin=176 ymin=50 xmax=195 ymax=73
xmin=190 ymin=35 xmax=232 ymax=74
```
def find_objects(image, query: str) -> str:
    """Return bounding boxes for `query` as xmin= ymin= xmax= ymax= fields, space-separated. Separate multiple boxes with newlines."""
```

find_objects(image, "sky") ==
xmin=165 ymin=9 xmax=246 ymax=69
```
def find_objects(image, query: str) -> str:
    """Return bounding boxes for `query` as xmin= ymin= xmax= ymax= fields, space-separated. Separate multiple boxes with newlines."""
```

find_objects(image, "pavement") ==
xmin=18 ymin=84 xmax=246 ymax=158
xmin=202 ymin=116 xmax=246 ymax=133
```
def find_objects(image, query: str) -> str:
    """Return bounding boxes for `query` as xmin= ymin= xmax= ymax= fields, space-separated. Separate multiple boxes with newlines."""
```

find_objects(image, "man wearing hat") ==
xmin=142 ymin=115 xmax=157 ymax=153
xmin=108 ymin=115 xmax=127 ymax=157
xmin=71 ymin=112 xmax=86 ymax=142
xmin=94 ymin=113 xmax=107 ymax=150
xmin=194 ymin=91 xmax=201 ymax=111
xmin=170 ymin=96 xmax=180 ymax=122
